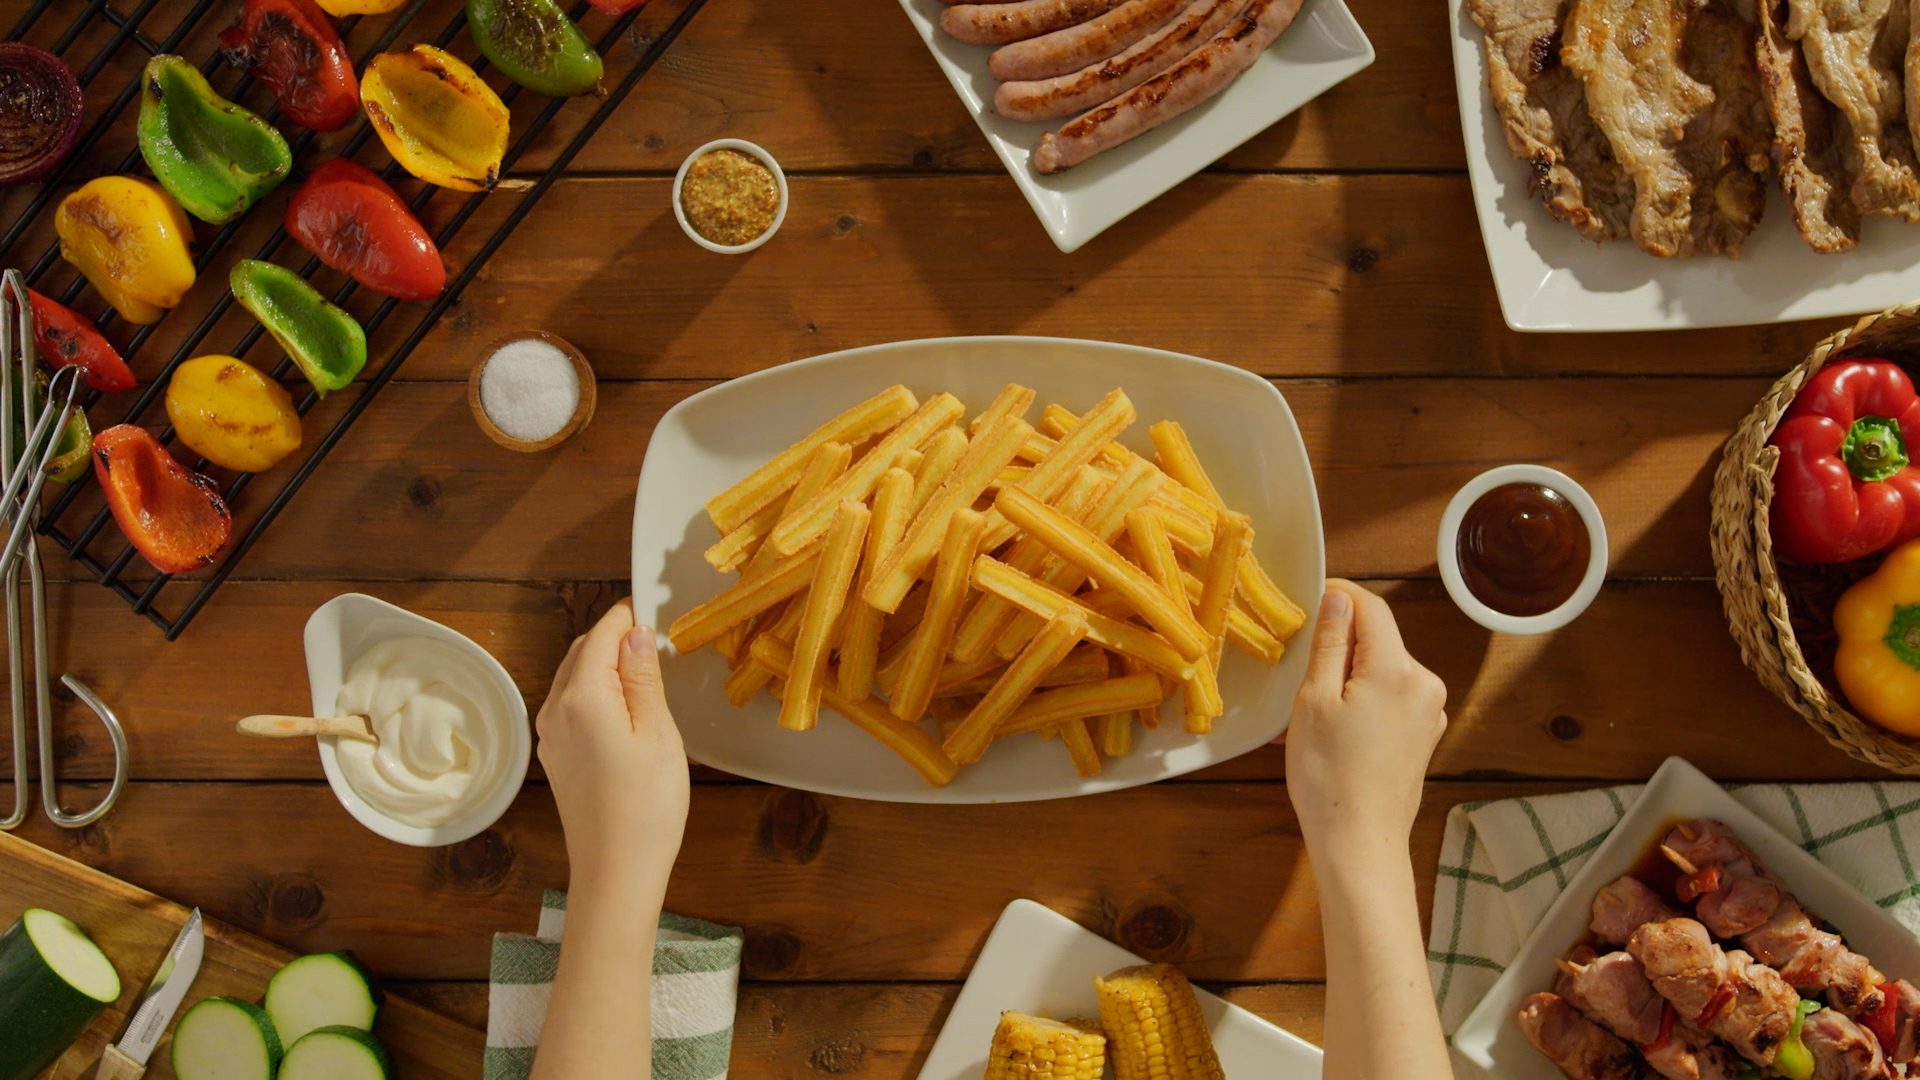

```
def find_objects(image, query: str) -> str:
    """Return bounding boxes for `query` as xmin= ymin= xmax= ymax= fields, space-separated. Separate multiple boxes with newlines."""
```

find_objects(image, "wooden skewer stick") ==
xmin=236 ymin=714 xmax=377 ymax=744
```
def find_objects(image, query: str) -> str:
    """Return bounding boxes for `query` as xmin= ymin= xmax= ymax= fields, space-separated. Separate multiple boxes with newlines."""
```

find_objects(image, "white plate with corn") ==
xmin=920 ymin=899 xmax=1322 ymax=1080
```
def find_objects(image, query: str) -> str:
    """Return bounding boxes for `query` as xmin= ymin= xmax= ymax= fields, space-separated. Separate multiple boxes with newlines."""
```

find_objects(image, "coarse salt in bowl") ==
xmin=469 ymin=330 xmax=597 ymax=452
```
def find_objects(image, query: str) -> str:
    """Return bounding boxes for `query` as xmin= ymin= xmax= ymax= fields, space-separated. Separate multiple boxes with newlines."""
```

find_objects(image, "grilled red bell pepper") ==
xmin=218 ymin=0 xmax=359 ymax=132
xmin=92 ymin=424 xmax=232 ymax=574
xmin=284 ymin=158 xmax=445 ymax=301
xmin=25 ymin=290 xmax=135 ymax=393
xmin=1864 ymin=984 xmax=1899 ymax=1051
xmin=1769 ymin=359 xmax=1920 ymax=564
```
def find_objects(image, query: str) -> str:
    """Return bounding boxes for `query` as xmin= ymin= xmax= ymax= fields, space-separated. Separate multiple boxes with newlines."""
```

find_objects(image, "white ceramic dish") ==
xmin=917 ymin=898 xmax=1322 ymax=1080
xmin=630 ymin=336 xmax=1325 ymax=804
xmin=671 ymin=138 xmax=789 ymax=255
xmin=1448 ymin=0 xmax=1920 ymax=332
xmin=1452 ymin=756 xmax=1920 ymax=1079
xmin=1436 ymin=464 xmax=1608 ymax=636
xmin=303 ymin=593 xmax=531 ymax=847
xmin=898 ymin=0 xmax=1374 ymax=253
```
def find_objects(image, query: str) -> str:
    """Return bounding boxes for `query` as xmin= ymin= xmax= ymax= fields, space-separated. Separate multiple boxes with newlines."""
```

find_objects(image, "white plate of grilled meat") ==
xmin=901 ymin=0 xmax=1373 ymax=253
xmin=1454 ymin=756 xmax=1920 ymax=1080
xmin=1453 ymin=0 xmax=1920 ymax=331
xmin=916 ymin=899 xmax=1322 ymax=1080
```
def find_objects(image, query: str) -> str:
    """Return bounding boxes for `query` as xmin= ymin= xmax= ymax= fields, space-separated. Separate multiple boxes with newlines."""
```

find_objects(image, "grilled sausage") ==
xmin=994 ymin=0 xmax=1247 ymax=121
xmin=1030 ymin=0 xmax=1304 ymax=172
xmin=940 ymin=0 xmax=1129 ymax=46
xmin=988 ymin=0 xmax=1189 ymax=81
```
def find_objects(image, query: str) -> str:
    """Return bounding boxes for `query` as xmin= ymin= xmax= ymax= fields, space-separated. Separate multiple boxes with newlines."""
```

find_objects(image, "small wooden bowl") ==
xmin=468 ymin=330 xmax=597 ymax=453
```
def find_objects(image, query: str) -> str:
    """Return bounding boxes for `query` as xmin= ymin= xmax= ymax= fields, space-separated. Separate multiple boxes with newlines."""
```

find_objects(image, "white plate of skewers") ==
xmin=630 ymin=336 xmax=1324 ymax=804
xmin=900 ymin=0 xmax=1373 ymax=253
xmin=1453 ymin=756 xmax=1920 ymax=1079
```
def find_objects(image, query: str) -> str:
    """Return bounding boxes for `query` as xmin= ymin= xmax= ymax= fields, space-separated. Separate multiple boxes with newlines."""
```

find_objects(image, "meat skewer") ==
xmin=1591 ymin=874 xmax=1682 ymax=947
xmin=1520 ymin=991 xmax=1649 ymax=1080
xmin=1556 ymin=950 xmax=1744 ymax=1080
xmin=1628 ymin=918 xmax=1799 ymax=1064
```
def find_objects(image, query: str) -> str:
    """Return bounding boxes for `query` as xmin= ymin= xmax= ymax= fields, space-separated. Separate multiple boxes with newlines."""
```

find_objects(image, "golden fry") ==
xmin=952 ymin=465 xmax=1105 ymax=663
xmin=1099 ymin=713 xmax=1132 ymax=757
xmin=890 ymin=509 xmax=988 ymax=722
xmin=1126 ymin=507 xmax=1191 ymax=618
xmin=978 ymin=389 xmax=1134 ymax=550
xmin=1042 ymin=403 xmax=1136 ymax=472
xmin=893 ymin=448 xmax=924 ymax=473
xmin=994 ymin=486 xmax=1209 ymax=661
xmin=1148 ymin=420 xmax=1224 ymax=507
xmin=752 ymin=636 xmax=958 ymax=787
xmin=725 ymin=657 xmax=773 ymax=706
xmin=708 ymin=440 xmax=851 ymax=572
xmin=944 ymin=608 xmax=1090 ymax=764
xmin=1058 ymin=717 xmax=1103 ymax=777
xmin=909 ymin=426 xmax=969 ymax=519
xmin=1195 ymin=510 xmax=1252 ymax=650
xmin=997 ymin=673 xmax=1166 ymax=738
xmin=865 ymin=415 xmax=1032 ymax=613
xmin=781 ymin=501 xmax=871 ymax=731
xmin=1240 ymin=555 xmax=1308 ymax=642
xmin=837 ymin=468 xmax=915 ymax=700
xmin=994 ymin=458 xmax=1163 ymax=657
xmin=668 ymin=544 xmax=821 ymax=652
xmin=1151 ymin=501 xmax=1214 ymax=560
xmin=770 ymin=394 xmax=964 ymax=557
xmin=972 ymin=383 xmax=1036 ymax=432
xmin=970 ymin=556 xmax=1197 ymax=682
xmin=1180 ymin=573 xmax=1284 ymax=664
xmin=936 ymin=641 xmax=1108 ymax=697
xmin=708 ymin=385 xmax=915 ymax=533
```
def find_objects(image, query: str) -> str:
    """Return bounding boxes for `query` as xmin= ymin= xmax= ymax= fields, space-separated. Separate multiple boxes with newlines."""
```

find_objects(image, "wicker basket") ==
xmin=1710 ymin=299 xmax=1920 ymax=773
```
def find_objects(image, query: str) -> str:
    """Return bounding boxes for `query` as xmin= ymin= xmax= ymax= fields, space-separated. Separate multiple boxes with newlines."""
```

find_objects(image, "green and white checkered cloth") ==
xmin=1428 ymin=782 xmax=1920 ymax=1036
xmin=487 ymin=891 xmax=745 ymax=1080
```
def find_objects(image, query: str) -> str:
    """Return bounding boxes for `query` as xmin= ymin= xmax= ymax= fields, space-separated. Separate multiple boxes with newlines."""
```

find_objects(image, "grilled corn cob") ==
xmin=985 ymin=1012 xmax=1107 ymax=1080
xmin=1094 ymin=964 xmax=1225 ymax=1080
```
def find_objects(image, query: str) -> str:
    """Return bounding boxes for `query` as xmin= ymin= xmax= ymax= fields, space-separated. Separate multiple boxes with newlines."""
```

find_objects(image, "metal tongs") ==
xmin=0 ymin=270 xmax=127 ymax=829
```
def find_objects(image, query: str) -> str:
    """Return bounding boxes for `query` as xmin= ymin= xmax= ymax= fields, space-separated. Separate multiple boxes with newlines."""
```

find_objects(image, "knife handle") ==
xmin=96 ymin=1045 xmax=145 ymax=1080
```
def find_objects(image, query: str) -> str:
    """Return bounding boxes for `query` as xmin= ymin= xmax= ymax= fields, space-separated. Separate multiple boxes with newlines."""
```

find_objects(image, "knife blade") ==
xmin=111 ymin=908 xmax=205 ymax=1066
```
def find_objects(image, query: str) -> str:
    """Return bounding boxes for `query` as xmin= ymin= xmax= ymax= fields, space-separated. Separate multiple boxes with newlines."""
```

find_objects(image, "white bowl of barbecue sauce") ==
xmin=1437 ymin=465 xmax=1608 ymax=635
xmin=304 ymin=593 xmax=530 ymax=847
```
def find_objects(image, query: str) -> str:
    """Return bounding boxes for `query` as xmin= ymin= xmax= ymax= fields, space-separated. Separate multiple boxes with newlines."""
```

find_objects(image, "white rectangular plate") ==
xmin=630 ymin=336 xmax=1324 ymax=804
xmin=899 ymin=0 xmax=1374 ymax=253
xmin=1453 ymin=756 xmax=1920 ymax=1079
xmin=917 ymin=898 xmax=1323 ymax=1080
xmin=1449 ymin=0 xmax=1920 ymax=331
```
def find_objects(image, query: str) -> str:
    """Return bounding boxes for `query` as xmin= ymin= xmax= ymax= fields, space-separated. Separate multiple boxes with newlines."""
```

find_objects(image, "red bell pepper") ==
xmin=1769 ymin=359 xmax=1920 ymax=564
xmin=218 ymin=0 xmax=358 ymax=132
xmin=284 ymin=158 xmax=445 ymax=301
xmin=1639 ymin=1002 xmax=1676 ymax=1055
xmin=1864 ymin=984 xmax=1899 ymax=1052
xmin=92 ymin=424 xmax=232 ymax=574
xmin=25 ymin=290 xmax=135 ymax=393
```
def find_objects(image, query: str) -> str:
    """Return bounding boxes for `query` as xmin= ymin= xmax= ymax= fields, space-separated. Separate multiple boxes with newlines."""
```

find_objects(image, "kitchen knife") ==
xmin=96 ymin=908 xmax=204 ymax=1080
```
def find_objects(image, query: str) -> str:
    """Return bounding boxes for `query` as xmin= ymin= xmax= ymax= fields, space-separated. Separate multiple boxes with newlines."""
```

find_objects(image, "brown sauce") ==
xmin=1458 ymin=482 xmax=1591 ymax=617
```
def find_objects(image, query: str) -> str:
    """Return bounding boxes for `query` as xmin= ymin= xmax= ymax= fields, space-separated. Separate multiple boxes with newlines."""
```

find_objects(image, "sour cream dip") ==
xmin=334 ymin=637 xmax=517 ymax=828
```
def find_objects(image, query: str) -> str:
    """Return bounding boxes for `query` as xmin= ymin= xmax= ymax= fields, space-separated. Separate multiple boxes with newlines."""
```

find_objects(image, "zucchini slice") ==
xmin=280 ymin=1026 xmax=394 ymax=1080
xmin=0 ymin=908 xmax=121 ymax=1080
xmin=265 ymin=950 xmax=382 ymax=1045
xmin=170 ymin=997 xmax=282 ymax=1080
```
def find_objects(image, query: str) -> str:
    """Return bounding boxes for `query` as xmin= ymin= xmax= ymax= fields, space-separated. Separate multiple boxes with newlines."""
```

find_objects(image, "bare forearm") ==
xmin=530 ymin=866 xmax=671 ymax=1080
xmin=1311 ymin=832 xmax=1452 ymax=1079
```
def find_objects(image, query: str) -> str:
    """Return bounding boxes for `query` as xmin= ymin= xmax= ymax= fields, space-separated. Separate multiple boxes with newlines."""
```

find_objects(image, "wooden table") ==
xmin=0 ymin=0 xmax=1888 ymax=1067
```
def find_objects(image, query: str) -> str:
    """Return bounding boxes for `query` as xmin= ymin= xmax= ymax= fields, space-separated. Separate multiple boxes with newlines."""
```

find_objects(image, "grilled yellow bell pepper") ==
xmin=164 ymin=354 xmax=301 ymax=472
xmin=1836 ymin=537 xmax=1920 ymax=736
xmin=55 ymin=176 xmax=196 ymax=324
xmin=360 ymin=45 xmax=507 ymax=192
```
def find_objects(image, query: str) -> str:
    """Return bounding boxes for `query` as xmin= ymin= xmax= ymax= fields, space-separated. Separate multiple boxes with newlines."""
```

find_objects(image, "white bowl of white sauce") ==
xmin=304 ymin=593 xmax=530 ymax=847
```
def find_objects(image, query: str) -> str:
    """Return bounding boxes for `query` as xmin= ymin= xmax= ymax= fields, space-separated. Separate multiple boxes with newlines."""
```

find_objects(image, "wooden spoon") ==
xmin=237 ymin=714 xmax=377 ymax=744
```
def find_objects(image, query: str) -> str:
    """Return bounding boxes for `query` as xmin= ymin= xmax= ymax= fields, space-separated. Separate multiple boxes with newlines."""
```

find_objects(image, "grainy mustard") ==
xmin=680 ymin=149 xmax=779 ymax=247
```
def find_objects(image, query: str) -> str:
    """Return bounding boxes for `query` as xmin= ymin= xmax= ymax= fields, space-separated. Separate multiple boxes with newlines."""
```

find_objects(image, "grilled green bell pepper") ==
xmin=13 ymin=373 xmax=92 ymax=484
xmin=465 ymin=0 xmax=603 ymax=97
xmin=137 ymin=55 xmax=292 ymax=224
xmin=1774 ymin=998 xmax=1823 ymax=1080
xmin=229 ymin=260 xmax=366 ymax=395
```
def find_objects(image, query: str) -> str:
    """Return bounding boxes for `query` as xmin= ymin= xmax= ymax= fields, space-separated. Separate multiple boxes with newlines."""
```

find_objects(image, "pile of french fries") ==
xmin=666 ymin=384 xmax=1307 ymax=787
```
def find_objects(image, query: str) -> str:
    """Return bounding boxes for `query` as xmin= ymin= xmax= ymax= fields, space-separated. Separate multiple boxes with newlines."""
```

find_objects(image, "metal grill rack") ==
xmin=2 ymin=0 xmax=706 ymax=638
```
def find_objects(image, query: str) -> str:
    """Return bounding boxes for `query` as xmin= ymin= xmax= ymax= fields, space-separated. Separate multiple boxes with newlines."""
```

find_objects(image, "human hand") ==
xmin=1284 ymin=580 xmax=1448 ymax=850
xmin=536 ymin=599 xmax=690 ymax=893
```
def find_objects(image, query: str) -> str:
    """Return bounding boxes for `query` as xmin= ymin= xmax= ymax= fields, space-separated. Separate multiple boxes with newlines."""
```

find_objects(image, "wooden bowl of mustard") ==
xmin=672 ymin=139 xmax=787 ymax=254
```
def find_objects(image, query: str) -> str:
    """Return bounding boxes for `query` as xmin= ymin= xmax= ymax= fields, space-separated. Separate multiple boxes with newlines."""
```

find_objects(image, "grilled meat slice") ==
xmin=1802 ymin=1007 xmax=1896 ymax=1079
xmin=1560 ymin=951 xmax=1747 ymax=1080
xmin=1746 ymin=896 xmax=1884 ymax=1015
xmin=1629 ymin=919 xmax=1799 ymax=1064
xmin=1675 ymin=1 xmax=1774 ymax=255
xmin=1593 ymin=875 xmax=1683 ymax=947
xmin=1755 ymin=0 xmax=1861 ymax=249
xmin=1880 ymin=978 xmax=1920 ymax=1062
xmin=1520 ymin=992 xmax=1649 ymax=1080
xmin=1786 ymin=0 xmax=1920 ymax=219
xmin=1662 ymin=820 xmax=1783 ymax=936
xmin=1466 ymin=0 xmax=1633 ymax=240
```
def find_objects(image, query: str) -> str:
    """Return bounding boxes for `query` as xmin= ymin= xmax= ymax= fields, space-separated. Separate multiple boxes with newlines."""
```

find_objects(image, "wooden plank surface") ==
xmin=0 ymin=832 xmax=481 ymax=1078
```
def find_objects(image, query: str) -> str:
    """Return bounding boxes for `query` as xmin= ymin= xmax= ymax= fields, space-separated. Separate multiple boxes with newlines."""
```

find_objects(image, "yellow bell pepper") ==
xmin=360 ymin=45 xmax=508 ymax=192
xmin=1835 ymin=537 xmax=1920 ymax=736
xmin=163 ymin=355 xmax=301 ymax=473
xmin=55 ymin=176 xmax=196 ymax=324
xmin=314 ymin=0 xmax=408 ymax=12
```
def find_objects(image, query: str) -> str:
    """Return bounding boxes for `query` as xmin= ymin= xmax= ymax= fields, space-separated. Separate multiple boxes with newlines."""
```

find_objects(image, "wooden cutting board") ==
xmin=0 ymin=831 xmax=484 ymax=1079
